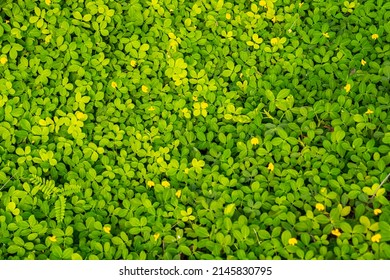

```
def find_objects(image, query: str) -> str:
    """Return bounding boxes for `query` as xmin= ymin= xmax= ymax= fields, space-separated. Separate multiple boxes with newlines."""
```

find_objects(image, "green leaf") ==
xmin=19 ymin=119 xmax=31 ymax=131
xmin=353 ymin=114 xmax=365 ymax=123
xmin=71 ymin=253 xmax=83 ymax=260
xmin=383 ymin=133 xmax=390 ymax=144
xmin=111 ymin=237 xmax=124 ymax=245
xmin=383 ymin=66 xmax=390 ymax=78
xmin=340 ymin=222 xmax=352 ymax=233
xmin=315 ymin=215 xmax=329 ymax=224
xmin=277 ymin=89 xmax=290 ymax=99
xmin=257 ymin=230 xmax=271 ymax=239
xmin=224 ymin=203 xmax=236 ymax=217
xmin=379 ymin=221 xmax=390 ymax=242
xmin=193 ymin=225 xmax=209 ymax=238
xmin=178 ymin=245 xmax=192 ymax=256
xmin=295 ymin=222 xmax=308 ymax=231
xmin=281 ymin=230 xmax=291 ymax=245
xmin=275 ymin=99 xmax=288 ymax=111
xmin=265 ymin=90 xmax=275 ymax=101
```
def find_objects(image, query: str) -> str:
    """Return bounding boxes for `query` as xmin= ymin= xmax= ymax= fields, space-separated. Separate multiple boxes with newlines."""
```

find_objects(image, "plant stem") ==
xmin=0 ymin=175 xmax=14 ymax=192
xmin=370 ymin=172 xmax=390 ymax=201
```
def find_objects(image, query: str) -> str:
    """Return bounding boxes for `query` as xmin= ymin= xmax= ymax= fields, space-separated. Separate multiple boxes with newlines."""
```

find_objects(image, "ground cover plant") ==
xmin=0 ymin=0 xmax=390 ymax=260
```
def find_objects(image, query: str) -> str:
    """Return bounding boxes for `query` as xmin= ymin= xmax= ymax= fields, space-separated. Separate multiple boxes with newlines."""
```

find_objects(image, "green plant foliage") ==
xmin=0 ymin=0 xmax=390 ymax=260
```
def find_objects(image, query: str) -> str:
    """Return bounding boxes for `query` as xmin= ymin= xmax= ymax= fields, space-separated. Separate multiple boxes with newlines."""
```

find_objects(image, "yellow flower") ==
xmin=288 ymin=238 xmax=298 ymax=246
xmin=344 ymin=83 xmax=351 ymax=93
xmin=371 ymin=34 xmax=379 ymax=40
xmin=267 ymin=162 xmax=274 ymax=172
xmin=315 ymin=203 xmax=325 ymax=211
xmin=322 ymin=32 xmax=329 ymax=38
xmin=103 ymin=226 xmax=111 ymax=234
xmin=45 ymin=0 xmax=51 ymax=5
xmin=251 ymin=137 xmax=259 ymax=145
xmin=201 ymin=102 xmax=208 ymax=109
xmin=148 ymin=106 xmax=155 ymax=111
xmin=259 ymin=0 xmax=267 ymax=7
xmin=361 ymin=59 xmax=367 ymax=66
xmin=130 ymin=60 xmax=137 ymax=67
xmin=111 ymin=81 xmax=117 ymax=88
xmin=332 ymin=229 xmax=341 ymax=237
xmin=374 ymin=209 xmax=382 ymax=216
xmin=270 ymin=38 xmax=279 ymax=45
xmin=175 ymin=189 xmax=182 ymax=198
xmin=141 ymin=85 xmax=149 ymax=93
xmin=49 ymin=236 xmax=57 ymax=242
xmin=371 ymin=233 xmax=381 ymax=243
xmin=365 ymin=109 xmax=374 ymax=115
xmin=162 ymin=180 xmax=170 ymax=188
xmin=0 ymin=56 xmax=7 ymax=65
xmin=272 ymin=16 xmax=277 ymax=23
xmin=192 ymin=96 xmax=198 ymax=101
xmin=226 ymin=13 xmax=231 ymax=20
xmin=147 ymin=181 xmax=155 ymax=187
xmin=153 ymin=233 xmax=160 ymax=241
xmin=75 ymin=111 xmax=87 ymax=120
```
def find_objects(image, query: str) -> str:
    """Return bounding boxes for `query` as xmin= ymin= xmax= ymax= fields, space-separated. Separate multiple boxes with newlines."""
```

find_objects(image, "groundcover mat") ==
xmin=0 ymin=0 xmax=390 ymax=260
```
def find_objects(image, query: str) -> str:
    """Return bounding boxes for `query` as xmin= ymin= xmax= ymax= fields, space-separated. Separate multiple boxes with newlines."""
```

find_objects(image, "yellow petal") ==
xmin=315 ymin=203 xmax=325 ymax=211
xmin=103 ymin=226 xmax=111 ymax=234
xmin=111 ymin=81 xmax=117 ymax=88
xmin=371 ymin=34 xmax=379 ymax=40
xmin=141 ymin=85 xmax=149 ymax=93
xmin=162 ymin=181 xmax=170 ymax=188
xmin=270 ymin=38 xmax=279 ymax=45
xmin=0 ymin=56 xmax=7 ymax=65
xmin=226 ymin=13 xmax=231 ymax=20
xmin=361 ymin=59 xmax=366 ymax=66
xmin=251 ymin=137 xmax=259 ymax=145
xmin=49 ymin=235 xmax=57 ymax=242
xmin=371 ymin=233 xmax=381 ymax=243
xmin=75 ymin=111 xmax=87 ymax=120
xmin=130 ymin=60 xmax=137 ymax=67
xmin=268 ymin=162 xmax=274 ymax=172
xmin=374 ymin=209 xmax=382 ymax=216
xmin=332 ymin=229 xmax=341 ymax=237
xmin=344 ymin=83 xmax=351 ymax=93
xmin=153 ymin=233 xmax=160 ymax=241
xmin=288 ymin=238 xmax=298 ymax=246
xmin=147 ymin=181 xmax=155 ymax=187
xmin=175 ymin=190 xmax=182 ymax=198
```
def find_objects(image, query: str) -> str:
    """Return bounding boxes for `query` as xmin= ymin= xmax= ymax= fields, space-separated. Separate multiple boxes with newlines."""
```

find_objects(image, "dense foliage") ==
xmin=0 ymin=0 xmax=390 ymax=260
